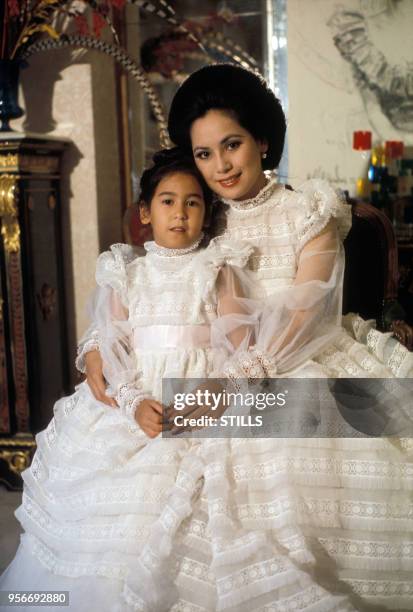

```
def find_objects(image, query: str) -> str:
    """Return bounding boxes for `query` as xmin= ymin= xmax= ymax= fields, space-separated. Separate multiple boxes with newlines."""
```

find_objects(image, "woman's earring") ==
xmin=262 ymin=152 xmax=267 ymax=159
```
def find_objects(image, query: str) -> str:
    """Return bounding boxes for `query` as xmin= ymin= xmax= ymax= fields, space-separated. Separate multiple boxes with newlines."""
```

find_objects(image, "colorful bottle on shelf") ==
xmin=353 ymin=130 xmax=372 ymax=199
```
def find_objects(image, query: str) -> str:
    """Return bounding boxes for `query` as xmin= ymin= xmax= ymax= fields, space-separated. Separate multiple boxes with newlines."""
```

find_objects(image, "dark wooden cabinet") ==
xmin=0 ymin=134 xmax=71 ymax=489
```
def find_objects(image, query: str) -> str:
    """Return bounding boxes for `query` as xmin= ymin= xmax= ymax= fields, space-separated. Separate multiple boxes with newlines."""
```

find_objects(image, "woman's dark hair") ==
xmin=139 ymin=146 xmax=213 ymax=211
xmin=168 ymin=64 xmax=286 ymax=171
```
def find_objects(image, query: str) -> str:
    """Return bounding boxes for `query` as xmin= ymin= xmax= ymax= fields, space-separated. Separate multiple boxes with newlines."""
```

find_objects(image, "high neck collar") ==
xmin=221 ymin=175 xmax=280 ymax=211
xmin=144 ymin=233 xmax=204 ymax=258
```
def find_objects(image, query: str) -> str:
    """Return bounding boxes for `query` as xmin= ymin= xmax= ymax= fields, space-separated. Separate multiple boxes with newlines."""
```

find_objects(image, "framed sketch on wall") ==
xmin=287 ymin=0 xmax=413 ymax=194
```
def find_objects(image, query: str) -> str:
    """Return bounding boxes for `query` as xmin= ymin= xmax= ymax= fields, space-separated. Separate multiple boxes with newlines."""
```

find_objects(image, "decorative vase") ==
xmin=0 ymin=59 xmax=24 ymax=132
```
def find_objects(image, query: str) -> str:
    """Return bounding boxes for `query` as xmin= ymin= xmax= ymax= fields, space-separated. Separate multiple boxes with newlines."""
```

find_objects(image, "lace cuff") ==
xmin=75 ymin=331 xmax=100 ymax=373
xmin=223 ymin=347 xmax=276 ymax=392
xmin=116 ymin=382 xmax=151 ymax=432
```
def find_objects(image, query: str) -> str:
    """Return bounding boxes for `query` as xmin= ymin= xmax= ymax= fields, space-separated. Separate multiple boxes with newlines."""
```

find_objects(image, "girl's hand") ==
xmin=136 ymin=399 xmax=164 ymax=438
xmin=85 ymin=350 xmax=117 ymax=408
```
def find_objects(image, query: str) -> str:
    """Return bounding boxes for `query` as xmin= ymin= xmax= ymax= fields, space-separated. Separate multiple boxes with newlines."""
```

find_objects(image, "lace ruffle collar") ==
xmin=220 ymin=175 xmax=280 ymax=211
xmin=144 ymin=233 xmax=204 ymax=258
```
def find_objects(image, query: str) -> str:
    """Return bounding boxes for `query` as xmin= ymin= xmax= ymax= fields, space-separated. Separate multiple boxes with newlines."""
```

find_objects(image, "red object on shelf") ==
xmin=353 ymin=130 xmax=372 ymax=150
xmin=385 ymin=140 xmax=404 ymax=159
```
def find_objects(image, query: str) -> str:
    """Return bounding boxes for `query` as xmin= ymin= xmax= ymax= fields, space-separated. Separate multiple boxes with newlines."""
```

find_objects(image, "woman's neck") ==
xmin=235 ymin=172 xmax=268 ymax=201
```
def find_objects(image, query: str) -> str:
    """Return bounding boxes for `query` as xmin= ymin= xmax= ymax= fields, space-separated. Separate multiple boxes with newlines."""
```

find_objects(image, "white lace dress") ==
xmin=207 ymin=177 xmax=413 ymax=611
xmin=0 ymin=238 xmax=356 ymax=612
xmin=1 ymin=179 xmax=412 ymax=612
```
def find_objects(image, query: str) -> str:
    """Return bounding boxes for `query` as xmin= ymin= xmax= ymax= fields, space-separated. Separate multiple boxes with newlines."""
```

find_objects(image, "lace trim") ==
xmin=256 ymin=585 xmax=349 ymax=612
xmin=235 ymin=496 xmax=413 ymax=525
xmin=116 ymin=382 xmax=150 ymax=431
xmin=170 ymin=600 xmax=207 ymax=612
xmin=388 ymin=342 xmax=413 ymax=377
xmin=21 ymin=492 xmax=150 ymax=543
xmin=75 ymin=334 xmax=100 ymax=373
xmin=346 ymin=579 xmax=413 ymax=598
xmin=213 ymin=222 xmax=295 ymax=242
xmin=232 ymin=456 xmax=413 ymax=483
xmin=249 ymin=253 xmax=295 ymax=271
xmin=144 ymin=234 xmax=203 ymax=257
xmin=221 ymin=176 xmax=280 ymax=211
xmin=319 ymin=537 xmax=413 ymax=562
xmin=29 ymin=534 xmax=129 ymax=580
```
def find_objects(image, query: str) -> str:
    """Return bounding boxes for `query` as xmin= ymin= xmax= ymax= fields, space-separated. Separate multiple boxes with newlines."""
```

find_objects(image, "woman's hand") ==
xmin=135 ymin=399 xmax=164 ymax=438
xmin=85 ymin=350 xmax=117 ymax=407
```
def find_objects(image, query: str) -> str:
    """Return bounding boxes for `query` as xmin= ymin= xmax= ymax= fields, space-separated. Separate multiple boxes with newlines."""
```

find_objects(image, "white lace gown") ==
xmin=1 ymin=179 xmax=412 ymax=612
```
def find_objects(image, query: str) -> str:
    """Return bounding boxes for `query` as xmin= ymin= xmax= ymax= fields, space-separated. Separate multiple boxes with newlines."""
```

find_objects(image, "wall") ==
xmin=14 ymin=48 xmax=122 ymax=384
xmin=287 ymin=0 xmax=413 ymax=194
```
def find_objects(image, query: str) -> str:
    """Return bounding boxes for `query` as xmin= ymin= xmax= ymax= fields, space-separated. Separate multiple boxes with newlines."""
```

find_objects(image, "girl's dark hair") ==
xmin=139 ymin=146 xmax=213 ymax=210
xmin=168 ymin=64 xmax=286 ymax=171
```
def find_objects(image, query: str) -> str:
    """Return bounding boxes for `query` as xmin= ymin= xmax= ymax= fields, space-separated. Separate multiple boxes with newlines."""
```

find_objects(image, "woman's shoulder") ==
xmin=203 ymin=238 xmax=254 ymax=269
xmin=284 ymin=178 xmax=352 ymax=246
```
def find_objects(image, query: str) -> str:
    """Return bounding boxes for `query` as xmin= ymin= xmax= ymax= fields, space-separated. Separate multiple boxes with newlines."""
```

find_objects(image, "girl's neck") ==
xmin=144 ymin=233 xmax=204 ymax=257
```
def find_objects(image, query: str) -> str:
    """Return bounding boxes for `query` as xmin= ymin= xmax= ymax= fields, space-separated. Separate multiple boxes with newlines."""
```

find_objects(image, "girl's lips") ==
xmin=218 ymin=173 xmax=242 ymax=188
xmin=170 ymin=227 xmax=186 ymax=232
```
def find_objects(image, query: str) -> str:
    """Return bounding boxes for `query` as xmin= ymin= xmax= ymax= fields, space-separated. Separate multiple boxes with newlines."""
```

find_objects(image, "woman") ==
xmin=81 ymin=64 xmax=413 ymax=611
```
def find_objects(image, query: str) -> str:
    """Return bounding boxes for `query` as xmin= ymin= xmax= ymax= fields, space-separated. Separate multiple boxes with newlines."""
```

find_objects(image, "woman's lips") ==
xmin=218 ymin=173 xmax=242 ymax=188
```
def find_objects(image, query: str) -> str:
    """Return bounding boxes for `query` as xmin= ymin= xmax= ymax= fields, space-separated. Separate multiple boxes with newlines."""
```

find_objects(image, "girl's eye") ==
xmin=162 ymin=199 xmax=173 ymax=205
xmin=227 ymin=140 xmax=241 ymax=151
xmin=186 ymin=200 xmax=200 ymax=207
xmin=195 ymin=151 xmax=210 ymax=160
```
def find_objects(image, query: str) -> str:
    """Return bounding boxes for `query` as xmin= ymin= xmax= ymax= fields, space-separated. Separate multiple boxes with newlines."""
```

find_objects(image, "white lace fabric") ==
xmin=4 ymin=178 xmax=413 ymax=611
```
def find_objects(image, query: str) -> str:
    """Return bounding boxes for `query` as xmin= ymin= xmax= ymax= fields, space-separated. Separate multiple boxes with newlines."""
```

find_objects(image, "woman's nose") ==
xmin=216 ymin=151 xmax=232 ymax=174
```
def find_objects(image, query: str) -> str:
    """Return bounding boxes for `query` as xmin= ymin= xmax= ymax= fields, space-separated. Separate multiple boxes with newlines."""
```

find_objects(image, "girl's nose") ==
xmin=174 ymin=203 xmax=188 ymax=219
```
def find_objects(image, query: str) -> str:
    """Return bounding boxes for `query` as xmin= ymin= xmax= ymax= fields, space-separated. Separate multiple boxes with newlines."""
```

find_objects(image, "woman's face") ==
xmin=190 ymin=109 xmax=268 ymax=201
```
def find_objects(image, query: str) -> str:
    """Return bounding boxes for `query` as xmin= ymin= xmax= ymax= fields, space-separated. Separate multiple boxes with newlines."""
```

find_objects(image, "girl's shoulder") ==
xmin=95 ymin=243 xmax=144 ymax=295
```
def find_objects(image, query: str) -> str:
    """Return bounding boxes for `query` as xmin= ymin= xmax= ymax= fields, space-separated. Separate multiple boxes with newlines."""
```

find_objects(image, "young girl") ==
xmin=84 ymin=64 xmax=413 ymax=611
xmin=1 ymin=147 xmax=357 ymax=611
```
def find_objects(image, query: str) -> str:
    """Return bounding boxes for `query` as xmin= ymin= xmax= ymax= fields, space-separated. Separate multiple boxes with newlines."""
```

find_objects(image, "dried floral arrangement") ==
xmin=1 ymin=0 xmax=126 ymax=60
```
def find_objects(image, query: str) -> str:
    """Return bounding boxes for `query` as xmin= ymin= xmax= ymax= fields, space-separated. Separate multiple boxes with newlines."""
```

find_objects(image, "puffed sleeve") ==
xmin=212 ymin=218 xmax=346 ymax=381
xmin=75 ymin=244 xmax=151 ymax=431
xmin=199 ymin=240 xmax=255 ymax=303
xmin=293 ymin=179 xmax=352 ymax=252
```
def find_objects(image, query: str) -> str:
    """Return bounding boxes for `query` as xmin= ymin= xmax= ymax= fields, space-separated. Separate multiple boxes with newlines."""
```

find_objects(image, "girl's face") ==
xmin=190 ymin=109 xmax=268 ymax=201
xmin=140 ymin=171 xmax=206 ymax=249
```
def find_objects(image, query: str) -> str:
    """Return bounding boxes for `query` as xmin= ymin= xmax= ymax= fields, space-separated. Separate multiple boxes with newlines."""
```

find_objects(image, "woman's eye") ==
xmin=227 ymin=141 xmax=241 ymax=151
xmin=195 ymin=151 xmax=210 ymax=160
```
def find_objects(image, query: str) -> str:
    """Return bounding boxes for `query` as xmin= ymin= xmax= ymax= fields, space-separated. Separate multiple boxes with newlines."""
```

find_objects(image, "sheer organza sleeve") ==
xmin=78 ymin=244 xmax=149 ymax=430
xmin=75 ymin=243 xmax=137 ymax=373
xmin=213 ymin=220 xmax=345 ymax=379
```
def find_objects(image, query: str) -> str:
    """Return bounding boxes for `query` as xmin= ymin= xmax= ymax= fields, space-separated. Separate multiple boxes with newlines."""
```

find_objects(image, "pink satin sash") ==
xmin=134 ymin=325 xmax=211 ymax=350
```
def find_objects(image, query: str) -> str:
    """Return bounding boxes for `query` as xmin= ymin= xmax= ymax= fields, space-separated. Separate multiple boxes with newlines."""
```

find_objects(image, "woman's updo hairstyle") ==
xmin=168 ymin=64 xmax=286 ymax=171
xmin=138 ymin=146 xmax=213 ymax=210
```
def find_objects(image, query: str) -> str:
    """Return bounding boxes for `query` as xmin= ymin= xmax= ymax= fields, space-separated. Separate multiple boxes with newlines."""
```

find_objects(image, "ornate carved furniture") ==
xmin=343 ymin=200 xmax=413 ymax=350
xmin=0 ymin=133 xmax=71 ymax=490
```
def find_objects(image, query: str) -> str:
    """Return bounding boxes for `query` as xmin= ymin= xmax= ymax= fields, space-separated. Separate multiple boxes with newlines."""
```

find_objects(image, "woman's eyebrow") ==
xmin=220 ymin=134 xmax=243 ymax=144
xmin=193 ymin=134 xmax=244 ymax=152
